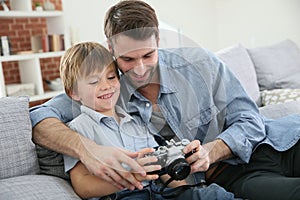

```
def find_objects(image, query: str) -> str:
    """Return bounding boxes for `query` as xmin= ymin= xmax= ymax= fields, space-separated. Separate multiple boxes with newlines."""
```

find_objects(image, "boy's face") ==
xmin=71 ymin=64 xmax=120 ymax=116
xmin=112 ymin=34 xmax=159 ymax=90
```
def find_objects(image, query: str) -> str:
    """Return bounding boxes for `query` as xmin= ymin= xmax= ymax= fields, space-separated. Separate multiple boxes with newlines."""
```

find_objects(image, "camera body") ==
xmin=146 ymin=139 xmax=192 ymax=180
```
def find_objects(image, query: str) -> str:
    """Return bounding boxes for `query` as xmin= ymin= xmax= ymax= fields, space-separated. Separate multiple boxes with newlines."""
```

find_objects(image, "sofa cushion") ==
xmin=0 ymin=175 xmax=80 ymax=200
xmin=259 ymin=100 xmax=300 ymax=119
xmin=261 ymin=88 xmax=300 ymax=106
xmin=0 ymin=96 xmax=39 ymax=179
xmin=275 ymin=72 xmax=300 ymax=89
xmin=216 ymin=44 xmax=261 ymax=105
xmin=248 ymin=39 xmax=300 ymax=91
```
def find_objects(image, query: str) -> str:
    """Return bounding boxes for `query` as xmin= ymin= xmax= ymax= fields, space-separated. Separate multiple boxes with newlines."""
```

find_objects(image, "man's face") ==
xmin=112 ymin=34 xmax=159 ymax=89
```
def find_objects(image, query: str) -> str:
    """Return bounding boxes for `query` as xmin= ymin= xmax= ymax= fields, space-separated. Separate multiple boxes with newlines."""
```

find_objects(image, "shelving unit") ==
xmin=0 ymin=0 xmax=68 ymax=102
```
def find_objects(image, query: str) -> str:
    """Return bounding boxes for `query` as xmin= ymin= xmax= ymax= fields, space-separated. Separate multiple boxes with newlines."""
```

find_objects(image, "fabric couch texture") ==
xmin=0 ymin=96 xmax=81 ymax=200
xmin=216 ymin=43 xmax=261 ymax=105
xmin=0 ymin=39 xmax=299 ymax=199
xmin=248 ymin=39 xmax=300 ymax=91
xmin=0 ymin=96 xmax=39 ymax=179
xmin=216 ymin=39 xmax=300 ymax=118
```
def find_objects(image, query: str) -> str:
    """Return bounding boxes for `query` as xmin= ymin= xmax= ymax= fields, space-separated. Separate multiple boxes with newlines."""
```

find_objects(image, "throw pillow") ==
xmin=275 ymin=72 xmax=300 ymax=89
xmin=0 ymin=96 xmax=39 ymax=179
xmin=216 ymin=44 xmax=261 ymax=105
xmin=261 ymin=88 xmax=300 ymax=106
xmin=247 ymin=39 xmax=300 ymax=91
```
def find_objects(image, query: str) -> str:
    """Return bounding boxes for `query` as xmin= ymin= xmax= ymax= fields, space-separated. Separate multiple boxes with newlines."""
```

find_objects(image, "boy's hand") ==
xmin=133 ymin=148 xmax=161 ymax=182
xmin=79 ymin=136 xmax=147 ymax=190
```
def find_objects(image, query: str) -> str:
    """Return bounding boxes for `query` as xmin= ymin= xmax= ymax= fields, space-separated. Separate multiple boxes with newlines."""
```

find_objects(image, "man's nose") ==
xmin=133 ymin=59 xmax=146 ymax=75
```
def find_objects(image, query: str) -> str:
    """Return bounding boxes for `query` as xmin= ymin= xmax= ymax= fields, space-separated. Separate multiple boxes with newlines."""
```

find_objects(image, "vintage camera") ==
xmin=146 ymin=139 xmax=193 ymax=181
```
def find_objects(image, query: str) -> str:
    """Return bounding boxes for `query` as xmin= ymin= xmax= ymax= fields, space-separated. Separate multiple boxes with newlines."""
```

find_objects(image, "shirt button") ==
xmin=146 ymin=102 xmax=150 ymax=107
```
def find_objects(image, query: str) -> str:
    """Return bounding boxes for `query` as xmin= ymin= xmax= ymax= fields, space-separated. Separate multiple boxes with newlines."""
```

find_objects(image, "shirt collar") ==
xmin=80 ymin=105 xmax=133 ymax=124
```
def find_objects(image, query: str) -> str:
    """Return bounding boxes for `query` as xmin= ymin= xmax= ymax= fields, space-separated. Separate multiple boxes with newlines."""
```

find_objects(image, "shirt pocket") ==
xmin=185 ymin=105 xmax=219 ymax=131
xmin=124 ymin=136 xmax=158 ymax=152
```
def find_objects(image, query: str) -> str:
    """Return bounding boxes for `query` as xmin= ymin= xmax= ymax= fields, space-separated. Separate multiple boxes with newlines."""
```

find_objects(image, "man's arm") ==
xmin=32 ymin=117 xmax=146 ymax=190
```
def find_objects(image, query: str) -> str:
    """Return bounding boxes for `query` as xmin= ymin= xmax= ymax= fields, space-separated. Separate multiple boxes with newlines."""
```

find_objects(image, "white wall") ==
xmin=215 ymin=0 xmax=300 ymax=50
xmin=62 ymin=0 xmax=300 ymax=51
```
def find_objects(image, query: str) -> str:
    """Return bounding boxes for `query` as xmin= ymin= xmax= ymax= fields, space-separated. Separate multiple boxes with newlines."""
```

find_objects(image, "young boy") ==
xmin=60 ymin=42 xmax=188 ymax=200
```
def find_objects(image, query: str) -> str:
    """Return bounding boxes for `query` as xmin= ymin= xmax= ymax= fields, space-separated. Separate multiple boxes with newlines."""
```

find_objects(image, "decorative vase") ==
xmin=43 ymin=0 xmax=55 ymax=11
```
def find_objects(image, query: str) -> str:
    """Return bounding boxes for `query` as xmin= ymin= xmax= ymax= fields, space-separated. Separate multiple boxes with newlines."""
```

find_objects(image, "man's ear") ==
xmin=107 ymin=39 xmax=114 ymax=54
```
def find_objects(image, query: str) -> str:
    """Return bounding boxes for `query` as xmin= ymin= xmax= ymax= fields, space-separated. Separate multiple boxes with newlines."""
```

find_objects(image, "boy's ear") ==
xmin=69 ymin=90 xmax=81 ymax=101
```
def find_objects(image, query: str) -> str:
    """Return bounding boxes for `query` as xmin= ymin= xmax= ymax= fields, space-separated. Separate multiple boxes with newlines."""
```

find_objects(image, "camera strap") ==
xmin=153 ymin=134 xmax=168 ymax=146
xmin=150 ymin=178 xmax=207 ymax=199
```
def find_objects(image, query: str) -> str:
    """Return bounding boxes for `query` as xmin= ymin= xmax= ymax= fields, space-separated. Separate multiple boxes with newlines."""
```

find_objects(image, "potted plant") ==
xmin=35 ymin=2 xmax=43 ymax=11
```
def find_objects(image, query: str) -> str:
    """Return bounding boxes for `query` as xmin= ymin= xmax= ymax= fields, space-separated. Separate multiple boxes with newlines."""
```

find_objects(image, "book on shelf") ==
xmin=42 ymin=35 xmax=49 ymax=52
xmin=48 ymin=34 xmax=65 ymax=52
xmin=0 ymin=36 xmax=12 ymax=56
xmin=30 ymin=34 xmax=65 ymax=54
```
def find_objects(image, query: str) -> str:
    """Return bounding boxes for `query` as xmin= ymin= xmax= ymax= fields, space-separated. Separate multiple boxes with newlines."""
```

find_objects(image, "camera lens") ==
xmin=167 ymin=158 xmax=191 ymax=180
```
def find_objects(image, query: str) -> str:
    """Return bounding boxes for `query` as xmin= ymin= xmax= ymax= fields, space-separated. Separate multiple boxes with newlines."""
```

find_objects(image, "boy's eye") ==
xmin=89 ymin=80 xmax=98 ymax=85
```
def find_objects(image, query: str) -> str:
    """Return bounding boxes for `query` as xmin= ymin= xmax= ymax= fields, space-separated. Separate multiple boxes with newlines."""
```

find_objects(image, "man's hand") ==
xmin=183 ymin=140 xmax=211 ymax=173
xmin=79 ymin=136 xmax=147 ymax=190
xmin=183 ymin=139 xmax=233 ymax=174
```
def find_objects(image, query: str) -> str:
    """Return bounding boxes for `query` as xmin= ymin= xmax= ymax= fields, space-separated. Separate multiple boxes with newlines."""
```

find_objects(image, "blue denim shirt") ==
xmin=30 ymin=47 xmax=300 ymax=165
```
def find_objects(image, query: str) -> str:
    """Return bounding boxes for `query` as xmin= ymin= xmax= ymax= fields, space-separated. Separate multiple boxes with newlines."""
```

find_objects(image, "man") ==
xmin=30 ymin=0 xmax=300 ymax=199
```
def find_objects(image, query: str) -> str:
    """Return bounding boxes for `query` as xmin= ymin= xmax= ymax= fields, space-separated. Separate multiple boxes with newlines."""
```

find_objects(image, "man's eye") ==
xmin=108 ymin=76 xmax=116 ymax=80
xmin=122 ymin=57 xmax=132 ymax=62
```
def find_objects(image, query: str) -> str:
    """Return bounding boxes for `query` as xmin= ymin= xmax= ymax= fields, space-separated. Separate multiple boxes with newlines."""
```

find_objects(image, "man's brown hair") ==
xmin=104 ymin=0 xmax=159 ymax=41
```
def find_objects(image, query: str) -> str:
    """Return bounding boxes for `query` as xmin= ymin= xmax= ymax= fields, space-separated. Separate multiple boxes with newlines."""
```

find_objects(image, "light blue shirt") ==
xmin=63 ymin=105 xmax=158 ymax=173
xmin=30 ymin=47 xmax=300 ymax=166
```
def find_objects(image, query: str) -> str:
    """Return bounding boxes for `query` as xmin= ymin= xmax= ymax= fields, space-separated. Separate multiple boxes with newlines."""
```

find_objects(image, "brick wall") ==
xmin=0 ymin=1 xmax=62 ymax=84
xmin=0 ymin=0 xmax=63 ymax=106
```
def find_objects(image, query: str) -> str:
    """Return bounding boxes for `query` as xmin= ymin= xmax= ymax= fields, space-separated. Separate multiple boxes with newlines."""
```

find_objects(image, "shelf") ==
xmin=0 ymin=11 xmax=63 ymax=18
xmin=0 ymin=0 xmax=67 ymax=103
xmin=29 ymin=90 xmax=64 ymax=102
xmin=0 ymin=51 xmax=65 ymax=62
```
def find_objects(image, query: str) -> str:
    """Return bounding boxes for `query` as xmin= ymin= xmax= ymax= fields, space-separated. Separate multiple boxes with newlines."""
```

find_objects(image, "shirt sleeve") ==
xmin=29 ymin=93 xmax=81 ymax=127
xmin=209 ymin=52 xmax=266 ymax=164
xmin=63 ymin=154 xmax=80 ymax=173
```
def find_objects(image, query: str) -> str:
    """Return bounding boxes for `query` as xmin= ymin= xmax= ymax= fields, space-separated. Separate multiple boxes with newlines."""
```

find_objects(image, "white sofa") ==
xmin=0 ymin=96 xmax=81 ymax=200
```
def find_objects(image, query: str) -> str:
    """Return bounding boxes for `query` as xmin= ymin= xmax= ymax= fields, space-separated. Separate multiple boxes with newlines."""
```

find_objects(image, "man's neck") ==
xmin=138 ymin=83 xmax=160 ymax=104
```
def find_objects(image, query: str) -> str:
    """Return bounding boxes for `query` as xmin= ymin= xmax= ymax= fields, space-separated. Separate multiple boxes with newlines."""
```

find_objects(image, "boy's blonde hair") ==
xmin=60 ymin=42 xmax=118 ymax=96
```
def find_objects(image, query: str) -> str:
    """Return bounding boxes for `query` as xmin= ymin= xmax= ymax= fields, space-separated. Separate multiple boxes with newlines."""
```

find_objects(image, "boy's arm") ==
xmin=32 ymin=117 xmax=146 ymax=190
xmin=70 ymin=161 xmax=120 ymax=199
xmin=160 ymin=174 xmax=187 ymax=188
